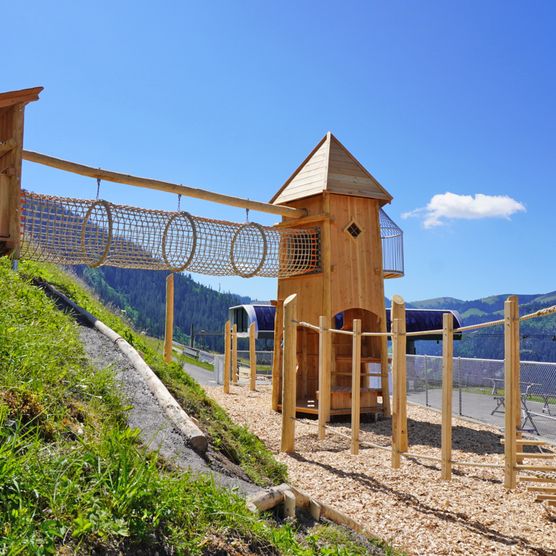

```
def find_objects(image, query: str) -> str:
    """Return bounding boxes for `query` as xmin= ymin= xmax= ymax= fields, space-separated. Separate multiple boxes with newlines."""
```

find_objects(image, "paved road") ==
xmin=408 ymin=388 xmax=556 ymax=443
xmin=182 ymin=361 xmax=218 ymax=386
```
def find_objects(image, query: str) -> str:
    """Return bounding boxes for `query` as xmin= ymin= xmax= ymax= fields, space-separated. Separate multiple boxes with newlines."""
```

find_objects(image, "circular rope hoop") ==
xmin=81 ymin=200 xmax=113 ymax=267
xmin=230 ymin=222 xmax=268 ymax=278
xmin=162 ymin=211 xmax=198 ymax=272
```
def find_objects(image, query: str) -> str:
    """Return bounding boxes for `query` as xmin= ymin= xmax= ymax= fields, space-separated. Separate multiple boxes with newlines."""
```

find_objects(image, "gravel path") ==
xmin=79 ymin=324 xmax=262 ymax=497
xmin=207 ymin=384 xmax=556 ymax=556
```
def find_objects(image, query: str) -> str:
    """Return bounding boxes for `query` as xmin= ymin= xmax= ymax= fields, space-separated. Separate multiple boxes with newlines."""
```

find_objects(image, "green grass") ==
xmin=0 ymin=258 xmax=399 ymax=555
xmin=22 ymin=260 xmax=285 ymax=487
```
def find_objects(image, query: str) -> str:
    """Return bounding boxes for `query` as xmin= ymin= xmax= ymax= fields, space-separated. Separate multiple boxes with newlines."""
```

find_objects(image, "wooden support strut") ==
xmin=391 ymin=295 xmax=408 ymax=456
xmin=318 ymin=315 xmax=331 ymax=440
xmin=351 ymin=319 xmax=362 ymax=455
xmin=223 ymin=320 xmax=231 ymax=394
xmin=231 ymin=323 xmax=238 ymax=384
xmin=391 ymin=317 xmax=401 ymax=469
xmin=249 ymin=322 xmax=257 ymax=391
xmin=163 ymin=273 xmax=174 ymax=364
xmin=281 ymin=294 xmax=297 ymax=453
xmin=22 ymin=150 xmax=306 ymax=219
xmin=441 ymin=312 xmax=454 ymax=481
xmin=271 ymin=299 xmax=284 ymax=411
xmin=504 ymin=295 xmax=520 ymax=490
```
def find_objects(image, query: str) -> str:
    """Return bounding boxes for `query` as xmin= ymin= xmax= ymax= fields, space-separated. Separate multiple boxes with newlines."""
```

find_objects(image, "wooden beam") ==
xmin=0 ymin=174 xmax=9 ymax=239
xmin=380 ymin=317 xmax=391 ymax=418
xmin=391 ymin=295 xmax=407 ymax=452
xmin=274 ymin=213 xmax=330 ymax=228
xmin=232 ymin=323 xmax=238 ymax=384
xmin=391 ymin=317 xmax=401 ymax=469
xmin=163 ymin=273 xmax=174 ymax=363
xmin=281 ymin=293 xmax=297 ymax=453
xmin=504 ymin=295 xmax=519 ymax=490
xmin=441 ymin=312 xmax=454 ymax=481
xmin=223 ymin=320 xmax=231 ymax=394
xmin=271 ymin=299 xmax=284 ymax=411
xmin=22 ymin=150 xmax=306 ymax=218
xmin=351 ymin=319 xmax=362 ymax=455
xmin=318 ymin=315 xmax=331 ymax=440
xmin=249 ymin=322 xmax=257 ymax=391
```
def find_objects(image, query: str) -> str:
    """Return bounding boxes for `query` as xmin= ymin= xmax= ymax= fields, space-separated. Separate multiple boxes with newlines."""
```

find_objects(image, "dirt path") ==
xmin=207 ymin=384 xmax=556 ymax=556
xmin=79 ymin=324 xmax=262 ymax=497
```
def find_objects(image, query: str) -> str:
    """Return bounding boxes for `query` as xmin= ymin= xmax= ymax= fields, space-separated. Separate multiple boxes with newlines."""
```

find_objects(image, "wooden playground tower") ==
xmin=269 ymin=132 xmax=400 ymax=420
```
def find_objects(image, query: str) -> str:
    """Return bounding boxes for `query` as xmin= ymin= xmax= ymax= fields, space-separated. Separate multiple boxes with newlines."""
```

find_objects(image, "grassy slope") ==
xmin=1 ymin=260 xmax=397 ymax=555
xmin=29 ymin=262 xmax=285 ymax=487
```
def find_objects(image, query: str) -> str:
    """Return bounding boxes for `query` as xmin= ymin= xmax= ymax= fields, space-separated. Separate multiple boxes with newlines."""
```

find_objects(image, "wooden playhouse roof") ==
xmin=270 ymin=132 xmax=393 ymax=206
xmin=0 ymin=87 xmax=43 ymax=109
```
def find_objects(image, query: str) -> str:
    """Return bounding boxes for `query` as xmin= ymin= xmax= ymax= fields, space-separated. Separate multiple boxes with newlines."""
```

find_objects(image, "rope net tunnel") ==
xmin=19 ymin=191 xmax=321 ymax=278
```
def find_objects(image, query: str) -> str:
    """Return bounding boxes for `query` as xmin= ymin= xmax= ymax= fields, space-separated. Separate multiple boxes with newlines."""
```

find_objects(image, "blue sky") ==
xmin=5 ymin=1 xmax=555 ymax=302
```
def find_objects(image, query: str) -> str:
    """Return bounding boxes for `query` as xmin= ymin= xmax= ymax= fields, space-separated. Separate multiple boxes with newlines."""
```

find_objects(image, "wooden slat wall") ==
xmin=327 ymin=137 xmax=391 ymax=202
xmin=273 ymin=140 xmax=329 ymax=204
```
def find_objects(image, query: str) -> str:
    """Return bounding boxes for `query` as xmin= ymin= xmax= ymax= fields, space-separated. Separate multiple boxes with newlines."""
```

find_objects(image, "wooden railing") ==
xmin=262 ymin=295 xmax=556 ymax=489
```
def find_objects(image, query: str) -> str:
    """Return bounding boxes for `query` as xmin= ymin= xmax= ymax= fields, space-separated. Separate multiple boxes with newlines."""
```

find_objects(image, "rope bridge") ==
xmin=19 ymin=191 xmax=321 ymax=278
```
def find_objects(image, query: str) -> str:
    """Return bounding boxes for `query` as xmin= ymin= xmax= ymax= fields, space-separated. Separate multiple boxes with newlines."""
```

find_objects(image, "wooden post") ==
xmin=351 ymin=319 xmax=362 ymax=455
xmin=271 ymin=300 xmax=284 ymax=411
xmin=380 ymin=329 xmax=391 ymax=418
xmin=504 ymin=295 xmax=520 ymax=489
xmin=223 ymin=320 xmax=231 ymax=394
xmin=318 ymin=315 xmax=331 ymax=440
xmin=281 ymin=294 xmax=297 ymax=453
xmin=249 ymin=322 xmax=257 ymax=391
xmin=163 ymin=273 xmax=174 ymax=363
xmin=441 ymin=312 xmax=454 ymax=480
xmin=391 ymin=295 xmax=407 ymax=453
xmin=0 ymin=87 xmax=42 ymax=258
xmin=232 ymin=323 xmax=238 ymax=384
xmin=391 ymin=317 xmax=401 ymax=469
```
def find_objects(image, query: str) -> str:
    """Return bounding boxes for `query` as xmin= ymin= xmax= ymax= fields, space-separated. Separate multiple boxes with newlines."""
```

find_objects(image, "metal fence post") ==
xmin=458 ymin=357 xmax=463 ymax=416
xmin=424 ymin=354 xmax=429 ymax=407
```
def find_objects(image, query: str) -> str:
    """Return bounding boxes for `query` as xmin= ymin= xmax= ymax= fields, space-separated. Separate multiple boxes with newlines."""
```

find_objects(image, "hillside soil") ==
xmin=207 ymin=384 xmax=556 ymax=556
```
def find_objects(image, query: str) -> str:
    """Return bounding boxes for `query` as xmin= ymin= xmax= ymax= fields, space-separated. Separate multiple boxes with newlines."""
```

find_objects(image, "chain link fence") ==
xmin=406 ymin=354 xmax=556 ymax=440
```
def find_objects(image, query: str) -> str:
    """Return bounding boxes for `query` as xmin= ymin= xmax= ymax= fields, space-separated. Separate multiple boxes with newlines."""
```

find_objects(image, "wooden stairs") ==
xmin=512 ymin=439 xmax=556 ymax=508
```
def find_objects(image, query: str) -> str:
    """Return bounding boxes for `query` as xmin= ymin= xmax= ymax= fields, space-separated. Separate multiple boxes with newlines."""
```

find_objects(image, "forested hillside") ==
xmin=408 ymin=291 xmax=556 ymax=362
xmin=74 ymin=264 xmax=556 ymax=361
xmin=74 ymin=266 xmax=250 ymax=351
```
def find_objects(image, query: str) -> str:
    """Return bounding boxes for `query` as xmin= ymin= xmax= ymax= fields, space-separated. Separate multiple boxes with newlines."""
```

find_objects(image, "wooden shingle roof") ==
xmin=271 ymin=132 xmax=392 ymax=205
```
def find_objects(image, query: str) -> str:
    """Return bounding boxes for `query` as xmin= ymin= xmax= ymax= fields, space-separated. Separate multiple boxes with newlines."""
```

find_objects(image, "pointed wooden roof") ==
xmin=271 ymin=132 xmax=392 ymax=206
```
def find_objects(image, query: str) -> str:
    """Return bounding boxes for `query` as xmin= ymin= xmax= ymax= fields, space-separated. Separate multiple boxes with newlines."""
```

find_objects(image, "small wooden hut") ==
xmin=271 ymin=132 xmax=403 ymax=418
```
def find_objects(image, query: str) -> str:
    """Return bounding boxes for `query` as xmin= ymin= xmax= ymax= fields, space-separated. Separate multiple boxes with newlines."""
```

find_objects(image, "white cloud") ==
xmin=402 ymin=192 xmax=526 ymax=229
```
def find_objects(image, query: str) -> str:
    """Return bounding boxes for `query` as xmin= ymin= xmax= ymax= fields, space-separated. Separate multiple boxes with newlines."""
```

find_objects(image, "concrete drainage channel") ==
xmin=38 ymin=281 xmax=365 ymax=534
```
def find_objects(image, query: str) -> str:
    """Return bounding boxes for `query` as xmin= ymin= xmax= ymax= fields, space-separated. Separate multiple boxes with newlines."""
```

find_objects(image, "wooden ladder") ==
xmin=511 ymin=439 xmax=556 ymax=507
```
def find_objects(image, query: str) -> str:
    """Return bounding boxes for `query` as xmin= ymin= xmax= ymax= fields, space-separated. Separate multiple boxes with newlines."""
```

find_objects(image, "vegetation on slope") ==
xmin=0 ymin=259 xmax=396 ymax=554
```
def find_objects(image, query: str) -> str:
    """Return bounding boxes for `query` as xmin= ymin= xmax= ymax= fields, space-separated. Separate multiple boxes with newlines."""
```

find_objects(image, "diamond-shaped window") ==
xmin=346 ymin=221 xmax=362 ymax=239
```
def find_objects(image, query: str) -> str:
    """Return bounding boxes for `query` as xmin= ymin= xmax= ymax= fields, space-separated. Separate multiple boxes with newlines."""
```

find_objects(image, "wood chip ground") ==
xmin=207 ymin=384 xmax=556 ymax=555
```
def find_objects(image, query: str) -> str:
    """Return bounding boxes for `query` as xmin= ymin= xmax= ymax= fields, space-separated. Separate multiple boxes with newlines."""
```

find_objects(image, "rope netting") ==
xmin=19 ymin=191 xmax=321 ymax=278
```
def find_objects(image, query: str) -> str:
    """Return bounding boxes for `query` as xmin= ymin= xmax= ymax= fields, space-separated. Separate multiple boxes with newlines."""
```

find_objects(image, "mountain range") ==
xmin=401 ymin=291 xmax=556 ymax=362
